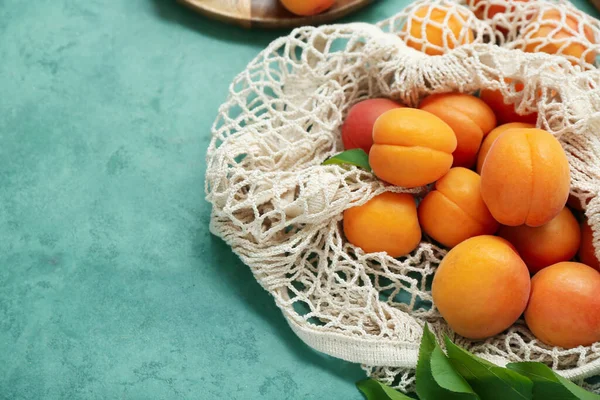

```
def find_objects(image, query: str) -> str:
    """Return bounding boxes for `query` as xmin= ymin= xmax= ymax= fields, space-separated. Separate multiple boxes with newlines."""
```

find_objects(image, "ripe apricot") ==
xmin=480 ymin=128 xmax=570 ymax=227
xmin=341 ymin=99 xmax=404 ymax=154
xmin=419 ymin=93 xmax=496 ymax=168
xmin=480 ymin=83 xmax=538 ymax=125
xmin=370 ymin=108 xmax=457 ymax=188
xmin=279 ymin=0 xmax=335 ymax=16
xmin=432 ymin=236 xmax=530 ymax=339
xmin=403 ymin=5 xmax=474 ymax=56
xmin=525 ymin=262 xmax=600 ymax=348
xmin=579 ymin=220 xmax=600 ymax=271
xmin=498 ymin=207 xmax=581 ymax=274
xmin=476 ymin=122 xmax=535 ymax=173
xmin=521 ymin=8 xmax=596 ymax=65
xmin=418 ymin=167 xmax=498 ymax=247
xmin=343 ymin=192 xmax=421 ymax=257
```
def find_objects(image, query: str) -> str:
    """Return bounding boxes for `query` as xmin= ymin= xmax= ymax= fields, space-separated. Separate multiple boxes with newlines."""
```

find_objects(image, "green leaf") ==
xmin=445 ymin=336 xmax=533 ymax=400
xmin=507 ymin=362 xmax=600 ymax=400
xmin=431 ymin=346 xmax=480 ymax=398
xmin=416 ymin=325 xmax=479 ymax=400
xmin=555 ymin=375 xmax=600 ymax=400
xmin=356 ymin=379 xmax=415 ymax=400
xmin=322 ymin=149 xmax=371 ymax=171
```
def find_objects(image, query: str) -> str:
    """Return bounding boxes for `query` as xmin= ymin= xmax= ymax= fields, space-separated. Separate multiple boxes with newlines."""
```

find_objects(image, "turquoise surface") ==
xmin=1 ymin=1 xmax=598 ymax=399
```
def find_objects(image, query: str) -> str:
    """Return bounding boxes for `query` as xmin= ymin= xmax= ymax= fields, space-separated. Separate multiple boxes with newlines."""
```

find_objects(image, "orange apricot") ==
xmin=370 ymin=108 xmax=457 ymax=188
xmin=480 ymin=83 xmax=538 ymax=125
xmin=476 ymin=122 xmax=535 ymax=173
xmin=342 ymin=99 xmax=404 ymax=154
xmin=521 ymin=8 xmax=596 ymax=65
xmin=480 ymin=128 xmax=570 ymax=227
xmin=343 ymin=192 xmax=421 ymax=257
xmin=279 ymin=0 xmax=335 ymax=16
xmin=419 ymin=93 xmax=496 ymax=168
xmin=579 ymin=220 xmax=600 ymax=271
xmin=525 ymin=262 xmax=600 ymax=348
xmin=432 ymin=235 xmax=530 ymax=339
xmin=418 ymin=167 xmax=499 ymax=247
xmin=498 ymin=207 xmax=581 ymax=274
xmin=403 ymin=5 xmax=474 ymax=56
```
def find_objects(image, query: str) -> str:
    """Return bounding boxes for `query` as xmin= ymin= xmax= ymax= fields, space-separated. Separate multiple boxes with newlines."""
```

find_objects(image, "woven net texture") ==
xmin=205 ymin=0 xmax=600 ymax=392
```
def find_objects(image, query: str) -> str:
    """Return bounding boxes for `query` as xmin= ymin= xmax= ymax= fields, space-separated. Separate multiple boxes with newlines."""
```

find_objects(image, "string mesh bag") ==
xmin=205 ymin=0 xmax=600 ymax=393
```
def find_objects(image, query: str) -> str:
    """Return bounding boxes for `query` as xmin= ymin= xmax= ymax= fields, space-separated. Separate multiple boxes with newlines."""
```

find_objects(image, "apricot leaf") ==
xmin=356 ymin=378 xmax=415 ymax=399
xmin=507 ymin=362 xmax=600 ymax=400
xmin=355 ymin=333 xmax=599 ymax=400
xmin=322 ymin=149 xmax=371 ymax=172
xmin=445 ymin=336 xmax=533 ymax=400
xmin=417 ymin=325 xmax=479 ymax=400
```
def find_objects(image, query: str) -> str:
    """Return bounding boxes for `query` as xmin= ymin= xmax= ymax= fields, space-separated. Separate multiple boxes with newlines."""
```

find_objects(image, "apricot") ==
xmin=525 ymin=262 xmax=600 ymax=348
xmin=579 ymin=220 xmax=600 ymax=271
xmin=521 ymin=8 xmax=596 ymax=65
xmin=279 ymin=0 xmax=334 ymax=16
xmin=480 ymin=82 xmax=538 ymax=125
xmin=432 ymin=235 xmax=530 ymax=339
xmin=341 ymin=99 xmax=404 ymax=154
xmin=418 ymin=167 xmax=498 ymax=247
xmin=343 ymin=192 xmax=421 ymax=257
xmin=498 ymin=207 xmax=581 ymax=274
xmin=480 ymin=128 xmax=570 ymax=227
xmin=419 ymin=93 xmax=496 ymax=168
xmin=370 ymin=108 xmax=457 ymax=188
xmin=476 ymin=122 xmax=535 ymax=173
xmin=403 ymin=5 xmax=474 ymax=56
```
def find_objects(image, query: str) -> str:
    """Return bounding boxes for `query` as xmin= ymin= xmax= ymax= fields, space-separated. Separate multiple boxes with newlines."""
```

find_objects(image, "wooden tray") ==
xmin=589 ymin=0 xmax=600 ymax=14
xmin=178 ymin=0 xmax=374 ymax=29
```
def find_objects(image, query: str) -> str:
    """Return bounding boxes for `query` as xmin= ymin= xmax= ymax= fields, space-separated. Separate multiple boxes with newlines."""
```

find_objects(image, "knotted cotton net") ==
xmin=205 ymin=0 xmax=600 ymax=392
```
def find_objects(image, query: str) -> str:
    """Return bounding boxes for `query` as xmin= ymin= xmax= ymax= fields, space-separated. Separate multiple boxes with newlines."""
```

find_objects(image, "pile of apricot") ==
xmin=402 ymin=1 xmax=596 ymax=67
xmin=340 ymin=92 xmax=600 ymax=349
xmin=280 ymin=0 xmax=596 ymax=67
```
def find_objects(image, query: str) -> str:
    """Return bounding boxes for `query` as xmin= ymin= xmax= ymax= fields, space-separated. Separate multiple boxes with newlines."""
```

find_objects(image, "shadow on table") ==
xmin=149 ymin=0 xmax=286 ymax=46
xmin=197 ymin=230 xmax=365 ymax=383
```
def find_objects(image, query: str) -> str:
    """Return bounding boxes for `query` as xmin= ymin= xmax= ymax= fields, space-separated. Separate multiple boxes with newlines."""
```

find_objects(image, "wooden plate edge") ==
xmin=178 ymin=0 xmax=374 ymax=29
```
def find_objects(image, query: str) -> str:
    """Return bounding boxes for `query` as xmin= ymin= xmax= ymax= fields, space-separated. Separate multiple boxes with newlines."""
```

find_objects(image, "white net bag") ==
xmin=205 ymin=0 xmax=600 ymax=393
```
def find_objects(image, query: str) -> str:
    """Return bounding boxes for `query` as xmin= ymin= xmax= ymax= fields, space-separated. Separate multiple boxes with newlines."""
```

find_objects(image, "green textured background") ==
xmin=1 ymin=1 xmax=598 ymax=399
